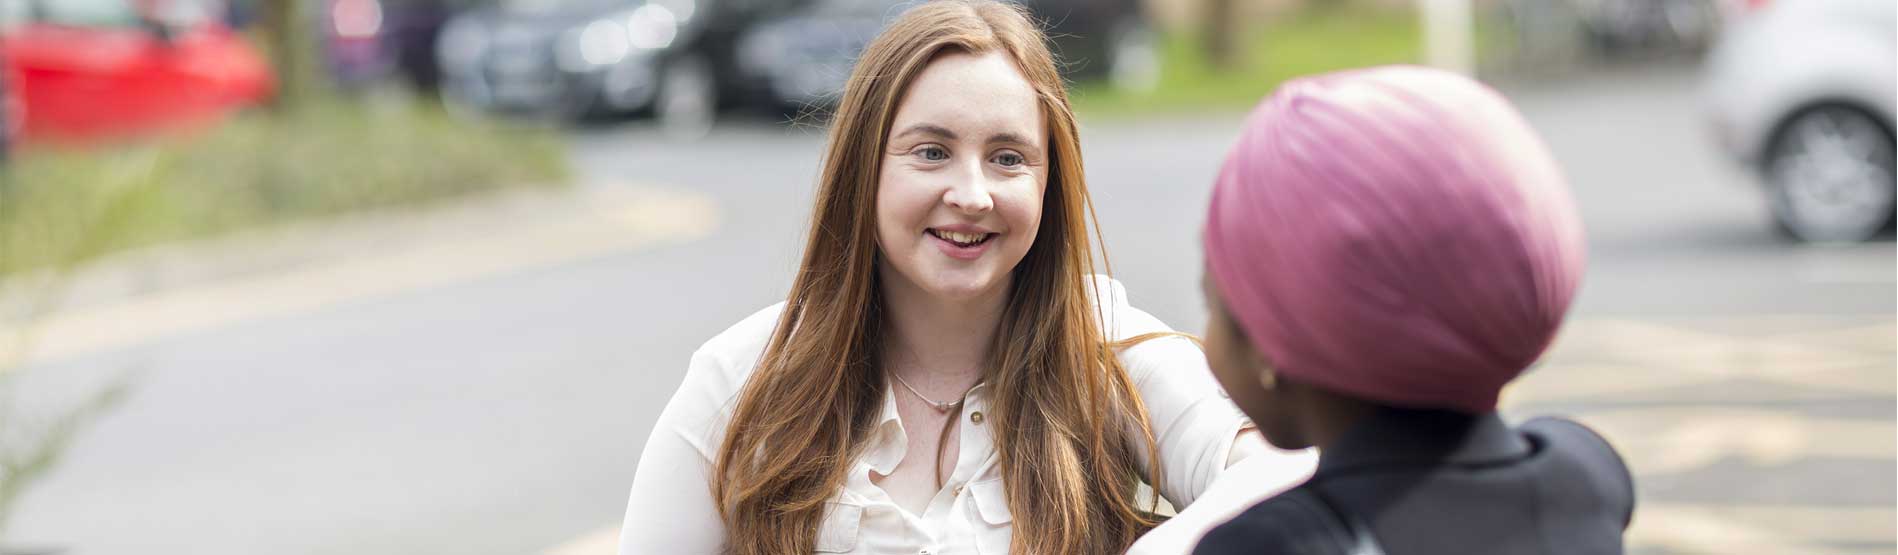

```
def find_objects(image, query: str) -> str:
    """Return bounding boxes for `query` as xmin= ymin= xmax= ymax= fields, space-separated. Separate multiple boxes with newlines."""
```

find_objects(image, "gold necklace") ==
xmin=888 ymin=370 xmax=972 ymax=413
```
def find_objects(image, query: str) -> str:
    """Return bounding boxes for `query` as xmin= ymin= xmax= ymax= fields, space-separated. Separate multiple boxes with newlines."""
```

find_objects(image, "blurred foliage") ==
xmin=0 ymin=99 xmax=568 ymax=277
xmin=1070 ymin=6 xmax=1427 ymax=116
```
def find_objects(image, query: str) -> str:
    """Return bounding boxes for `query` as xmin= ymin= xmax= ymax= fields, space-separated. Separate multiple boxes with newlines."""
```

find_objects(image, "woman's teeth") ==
xmin=932 ymin=229 xmax=990 ymax=246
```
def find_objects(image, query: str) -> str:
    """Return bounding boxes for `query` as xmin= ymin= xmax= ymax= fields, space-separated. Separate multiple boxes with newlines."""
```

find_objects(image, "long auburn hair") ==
xmin=711 ymin=1 xmax=1163 ymax=553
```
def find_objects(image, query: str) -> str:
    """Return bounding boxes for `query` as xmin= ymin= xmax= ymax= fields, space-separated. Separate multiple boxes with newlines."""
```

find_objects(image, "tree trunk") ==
xmin=1201 ymin=0 xmax=1242 ymax=69
xmin=259 ymin=0 xmax=316 ymax=113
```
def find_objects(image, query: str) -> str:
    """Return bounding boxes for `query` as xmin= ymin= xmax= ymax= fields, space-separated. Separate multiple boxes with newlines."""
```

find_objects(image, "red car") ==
xmin=1 ymin=0 xmax=274 ymax=146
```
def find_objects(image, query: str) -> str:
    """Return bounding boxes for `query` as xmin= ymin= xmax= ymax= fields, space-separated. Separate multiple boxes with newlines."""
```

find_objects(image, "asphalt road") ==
xmin=6 ymin=64 xmax=1891 ymax=555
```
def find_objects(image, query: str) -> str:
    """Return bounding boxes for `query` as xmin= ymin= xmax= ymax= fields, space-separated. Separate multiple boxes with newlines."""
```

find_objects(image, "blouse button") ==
xmin=970 ymin=411 xmax=984 ymax=424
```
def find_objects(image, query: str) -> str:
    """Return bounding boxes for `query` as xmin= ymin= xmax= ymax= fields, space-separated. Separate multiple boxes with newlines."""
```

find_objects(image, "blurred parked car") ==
xmin=0 ymin=0 xmax=274 ymax=145
xmin=735 ymin=0 xmax=1155 ymax=113
xmin=436 ymin=0 xmax=793 ymax=134
xmin=322 ymin=0 xmax=470 ymax=91
xmin=731 ymin=0 xmax=883 ymax=112
xmin=1575 ymin=0 xmax=1719 ymax=55
xmin=1703 ymin=0 xmax=1895 ymax=242
xmin=1503 ymin=0 xmax=1720 ymax=65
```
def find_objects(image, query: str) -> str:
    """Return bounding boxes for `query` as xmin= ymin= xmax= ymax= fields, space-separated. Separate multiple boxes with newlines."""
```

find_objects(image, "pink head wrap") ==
xmin=1203 ymin=66 xmax=1586 ymax=414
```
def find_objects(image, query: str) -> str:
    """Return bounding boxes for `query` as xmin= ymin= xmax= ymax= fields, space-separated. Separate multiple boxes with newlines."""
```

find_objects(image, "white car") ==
xmin=1702 ymin=0 xmax=1896 ymax=242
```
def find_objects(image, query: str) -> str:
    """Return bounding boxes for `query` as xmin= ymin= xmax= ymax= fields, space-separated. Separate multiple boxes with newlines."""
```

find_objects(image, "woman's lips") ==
xmin=927 ymin=228 xmax=995 ymax=260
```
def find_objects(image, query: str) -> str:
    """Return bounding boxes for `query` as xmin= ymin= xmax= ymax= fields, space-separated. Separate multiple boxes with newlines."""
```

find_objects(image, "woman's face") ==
xmin=1202 ymin=272 xmax=1307 ymax=450
xmin=875 ymin=50 xmax=1048 ymax=301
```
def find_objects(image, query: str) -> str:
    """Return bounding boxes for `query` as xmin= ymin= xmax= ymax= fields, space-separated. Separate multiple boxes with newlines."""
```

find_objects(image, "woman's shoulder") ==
xmin=676 ymin=302 xmax=787 ymax=404
xmin=1087 ymin=275 xmax=1204 ymax=373
xmin=653 ymin=303 xmax=788 ymax=458
xmin=1087 ymin=274 xmax=1168 ymax=339
xmin=696 ymin=302 xmax=787 ymax=365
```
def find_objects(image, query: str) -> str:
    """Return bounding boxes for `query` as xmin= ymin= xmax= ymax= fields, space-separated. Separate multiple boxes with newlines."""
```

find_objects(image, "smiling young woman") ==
xmin=614 ymin=1 xmax=1291 ymax=554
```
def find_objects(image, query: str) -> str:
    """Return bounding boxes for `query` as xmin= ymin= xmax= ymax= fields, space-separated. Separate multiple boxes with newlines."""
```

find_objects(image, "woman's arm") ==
xmin=1228 ymin=426 xmax=1267 ymax=468
xmin=1112 ymin=303 xmax=1267 ymax=507
xmin=1129 ymin=447 xmax=1318 ymax=554
xmin=617 ymin=349 xmax=731 ymax=554
xmin=1095 ymin=280 xmax=1316 ymax=552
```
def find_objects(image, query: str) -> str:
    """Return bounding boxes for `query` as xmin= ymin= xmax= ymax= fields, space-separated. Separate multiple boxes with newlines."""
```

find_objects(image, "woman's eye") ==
xmin=992 ymin=152 xmax=1024 ymax=167
xmin=918 ymin=146 xmax=949 ymax=161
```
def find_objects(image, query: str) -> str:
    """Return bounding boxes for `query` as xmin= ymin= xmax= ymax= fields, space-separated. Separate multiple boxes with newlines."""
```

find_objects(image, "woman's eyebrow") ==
xmin=893 ymin=123 xmax=957 ymax=141
xmin=987 ymin=132 xmax=1040 ymax=150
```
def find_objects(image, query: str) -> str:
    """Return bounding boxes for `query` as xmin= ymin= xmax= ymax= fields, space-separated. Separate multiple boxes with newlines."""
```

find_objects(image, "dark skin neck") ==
xmin=1290 ymin=382 xmax=1383 ymax=452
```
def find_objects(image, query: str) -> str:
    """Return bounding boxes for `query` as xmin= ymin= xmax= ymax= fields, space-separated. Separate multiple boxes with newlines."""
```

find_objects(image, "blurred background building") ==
xmin=0 ymin=0 xmax=1890 ymax=553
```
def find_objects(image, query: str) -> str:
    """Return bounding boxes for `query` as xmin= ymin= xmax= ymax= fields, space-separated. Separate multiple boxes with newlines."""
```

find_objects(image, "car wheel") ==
xmin=1764 ymin=106 xmax=1896 ymax=243
xmin=1106 ymin=19 xmax=1159 ymax=94
xmin=656 ymin=55 xmax=716 ymax=140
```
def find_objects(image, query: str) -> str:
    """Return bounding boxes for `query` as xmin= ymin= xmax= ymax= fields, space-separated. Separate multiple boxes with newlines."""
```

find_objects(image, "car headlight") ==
xmin=652 ymin=0 xmax=696 ymax=22
xmin=579 ymin=18 xmax=632 ymax=66
xmin=557 ymin=4 xmax=679 ymax=72
xmin=626 ymin=4 xmax=679 ymax=50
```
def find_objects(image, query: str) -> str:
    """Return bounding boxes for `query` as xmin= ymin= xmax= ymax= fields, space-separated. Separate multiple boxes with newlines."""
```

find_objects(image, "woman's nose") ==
xmin=942 ymin=164 xmax=995 ymax=214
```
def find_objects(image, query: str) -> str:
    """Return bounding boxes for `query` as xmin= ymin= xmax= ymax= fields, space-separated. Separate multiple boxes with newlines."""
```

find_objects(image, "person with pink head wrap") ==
xmin=1193 ymin=66 xmax=1634 ymax=555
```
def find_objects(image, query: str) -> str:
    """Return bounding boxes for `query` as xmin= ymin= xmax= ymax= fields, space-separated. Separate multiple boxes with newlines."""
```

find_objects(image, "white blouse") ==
xmin=618 ymin=277 xmax=1313 ymax=554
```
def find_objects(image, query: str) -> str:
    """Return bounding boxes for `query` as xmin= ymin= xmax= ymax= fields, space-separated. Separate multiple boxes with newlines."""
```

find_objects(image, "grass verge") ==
xmin=0 ymin=99 xmax=569 ymax=277
xmin=1070 ymin=7 xmax=1429 ymax=117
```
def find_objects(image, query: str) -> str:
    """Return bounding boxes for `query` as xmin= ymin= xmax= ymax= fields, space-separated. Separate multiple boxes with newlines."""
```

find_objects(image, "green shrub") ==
xmin=1071 ymin=8 xmax=1426 ymax=116
xmin=0 ymin=100 xmax=568 ymax=276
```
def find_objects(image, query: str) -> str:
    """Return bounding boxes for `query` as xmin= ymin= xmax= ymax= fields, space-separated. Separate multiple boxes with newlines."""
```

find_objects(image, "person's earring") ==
xmin=1258 ymin=365 xmax=1277 ymax=390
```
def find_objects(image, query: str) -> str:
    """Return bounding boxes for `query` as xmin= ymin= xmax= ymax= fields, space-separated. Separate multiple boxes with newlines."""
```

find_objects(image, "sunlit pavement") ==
xmin=1508 ymin=317 xmax=1895 ymax=555
xmin=4 ymin=65 xmax=1889 ymax=555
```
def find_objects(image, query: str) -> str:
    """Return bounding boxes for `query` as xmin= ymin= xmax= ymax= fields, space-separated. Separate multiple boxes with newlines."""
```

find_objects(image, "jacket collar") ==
xmin=1314 ymin=407 xmax=1531 ymax=478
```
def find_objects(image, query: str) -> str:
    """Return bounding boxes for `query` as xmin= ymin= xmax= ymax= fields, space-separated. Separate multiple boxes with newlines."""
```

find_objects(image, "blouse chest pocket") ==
xmin=815 ymin=501 xmax=864 ymax=553
xmin=967 ymin=479 xmax=1014 ymax=555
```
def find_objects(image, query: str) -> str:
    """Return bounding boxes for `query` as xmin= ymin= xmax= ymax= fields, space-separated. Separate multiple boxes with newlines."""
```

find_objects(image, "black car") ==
xmin=437 ymin=0 xmax=797 ymax=134
xmin=734 ymin=0 xmax=1155 ymax=115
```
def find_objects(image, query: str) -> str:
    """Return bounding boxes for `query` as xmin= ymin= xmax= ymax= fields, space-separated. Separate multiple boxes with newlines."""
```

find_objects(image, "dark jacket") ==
xmin=1194 ymin=408 xmax=1635 ymax=555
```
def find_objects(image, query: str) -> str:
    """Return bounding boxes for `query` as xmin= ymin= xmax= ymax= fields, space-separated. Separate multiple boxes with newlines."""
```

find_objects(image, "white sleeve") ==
xmin=1099 ymin=281 xmax=1319 ymax=554
xmin=1115 ymin=311 xmax=1250 ymax=509
xmin=1097 ymin=278 xmax=1312 ymax=509
xmin=1127 ymin=448 xmax=1319 ymax=555
xmin=617 ymin=348 xmax=734 ymax=555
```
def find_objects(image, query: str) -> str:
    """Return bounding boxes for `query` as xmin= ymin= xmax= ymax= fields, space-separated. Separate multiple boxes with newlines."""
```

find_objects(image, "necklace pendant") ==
xmin=934 ymin=400 xmax=958 ymax=413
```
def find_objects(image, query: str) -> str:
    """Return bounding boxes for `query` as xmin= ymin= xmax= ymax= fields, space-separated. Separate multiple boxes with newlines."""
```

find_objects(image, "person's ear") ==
xmin=1247 ymin=346 xmax=1278 ymax=391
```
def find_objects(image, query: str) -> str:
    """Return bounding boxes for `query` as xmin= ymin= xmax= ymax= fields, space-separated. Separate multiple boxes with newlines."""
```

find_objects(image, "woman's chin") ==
xmin=917 ymin=269 xmax=1008 ymax=302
